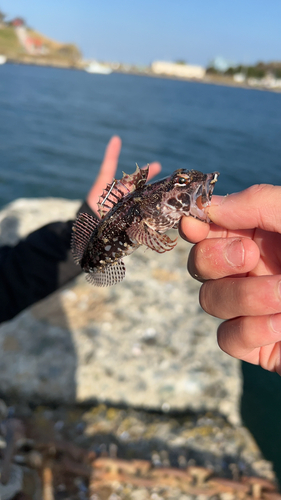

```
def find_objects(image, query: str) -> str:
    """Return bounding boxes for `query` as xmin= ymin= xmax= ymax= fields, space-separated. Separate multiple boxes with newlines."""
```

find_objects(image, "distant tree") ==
xmin=206 ymin=65 xmax=218 ymax=74
xmin=0 ymin=9 xmax=6 ymax=26
xmin=224 ymin=65 xmax=246 ymax=75
xmin=175 ymin=59 xmax=187 ymax=65
xmin=274 ymin=68 xmax=281 ymax=79
xmin=207 ymin=59 xmax=281 ymax=79
xmin=255 ymin=61 xmax=266 ymax=71
xmin=57 ymin=44 xmax=81 ymax=62
xmin=225 ymin=64 xmax=266 ymax=79
xmin=246 ymin=66 xmax=266 ymax=79
xmin=224 ymin=67 xmax=236 ymax=76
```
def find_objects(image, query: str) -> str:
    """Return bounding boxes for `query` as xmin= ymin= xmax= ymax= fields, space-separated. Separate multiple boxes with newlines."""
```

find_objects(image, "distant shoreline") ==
xmin=4 ymin=57 xmax=281 ymax=94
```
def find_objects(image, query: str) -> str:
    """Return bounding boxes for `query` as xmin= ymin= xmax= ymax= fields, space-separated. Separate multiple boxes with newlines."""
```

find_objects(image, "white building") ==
xmin=151 ymin=61 xmax=205 ymax=79
xmin=233 ymin=73 xmax=246 ymax=83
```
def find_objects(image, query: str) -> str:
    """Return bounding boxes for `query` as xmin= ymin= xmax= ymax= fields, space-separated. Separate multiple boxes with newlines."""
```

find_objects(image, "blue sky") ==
xmin=0 ymin=0 xmax=280 ymax=66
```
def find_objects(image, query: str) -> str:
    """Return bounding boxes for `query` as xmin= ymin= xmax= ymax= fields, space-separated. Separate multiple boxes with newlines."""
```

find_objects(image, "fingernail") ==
xmin=225 ymin=239 xmax=245 ymax=267
xmin=270 ymin=314 xmax=281 ymax=333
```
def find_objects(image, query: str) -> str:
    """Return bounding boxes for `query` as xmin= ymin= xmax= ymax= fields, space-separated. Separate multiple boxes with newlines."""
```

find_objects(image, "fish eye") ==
xmin=176 ymin=176 xmax=189 ymax=185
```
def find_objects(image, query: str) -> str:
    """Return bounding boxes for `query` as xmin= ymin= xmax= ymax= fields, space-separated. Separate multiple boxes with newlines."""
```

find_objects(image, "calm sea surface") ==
xmin=0 ymin=63 xmax=281 ymax=209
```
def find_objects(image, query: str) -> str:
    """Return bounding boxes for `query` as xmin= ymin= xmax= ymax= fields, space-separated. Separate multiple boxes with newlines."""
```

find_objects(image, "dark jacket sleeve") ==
xmin=0 ymin=201 xmax=97 ymax=324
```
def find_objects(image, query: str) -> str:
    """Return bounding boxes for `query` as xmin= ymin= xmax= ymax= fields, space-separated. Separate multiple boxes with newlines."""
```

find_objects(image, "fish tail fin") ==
xmin=71 ymin=213 xmax=99 ymax=265
xmin=86 ymin=260 xmax=126 ymax=287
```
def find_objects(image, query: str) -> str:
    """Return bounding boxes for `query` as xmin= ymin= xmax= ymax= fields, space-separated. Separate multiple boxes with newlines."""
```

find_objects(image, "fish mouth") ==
xmin=190 ymin=172 xmax=219 ymax=222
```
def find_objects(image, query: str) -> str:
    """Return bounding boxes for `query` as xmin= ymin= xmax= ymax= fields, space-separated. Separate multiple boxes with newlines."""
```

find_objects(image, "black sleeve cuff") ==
xmin=77 ymin=200 xmax=99 ymax=219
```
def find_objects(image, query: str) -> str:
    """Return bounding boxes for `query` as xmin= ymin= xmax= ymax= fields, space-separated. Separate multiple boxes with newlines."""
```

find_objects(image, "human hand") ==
xmin=180 ymin=184 xmax=281 ymax=374
xmin=87 ymin=136 xmax=162 ymax=215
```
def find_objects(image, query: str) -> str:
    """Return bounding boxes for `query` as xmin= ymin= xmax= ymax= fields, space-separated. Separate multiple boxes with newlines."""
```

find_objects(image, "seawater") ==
xmin=0 ymin=63 xmax=281 ymax=209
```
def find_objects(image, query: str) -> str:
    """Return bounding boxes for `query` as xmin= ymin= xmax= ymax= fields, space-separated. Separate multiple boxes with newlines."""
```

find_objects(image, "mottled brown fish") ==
xmin=71 ymin=166 xmax=219 ymax=286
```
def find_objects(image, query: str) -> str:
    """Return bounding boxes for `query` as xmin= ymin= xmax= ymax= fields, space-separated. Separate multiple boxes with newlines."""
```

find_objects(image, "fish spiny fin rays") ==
xmin=71 ymin=213 xmax=99 ymax=265
xmin=122 ymin=164 xmax=149 ymax=191
xmin=97 ymin=165 xmax=149 ymax=218
xmin=144 ymin=216 xmax=176 ymax=232
xmin=127 ymin=221 xmax=177 ymax=254
xmin=85 ymin=260 xmax=126 ymax=287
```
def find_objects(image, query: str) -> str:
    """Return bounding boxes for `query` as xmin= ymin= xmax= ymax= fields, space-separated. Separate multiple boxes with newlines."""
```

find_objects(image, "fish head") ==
xmin=166 ymin=169 xmax=219 ymax=222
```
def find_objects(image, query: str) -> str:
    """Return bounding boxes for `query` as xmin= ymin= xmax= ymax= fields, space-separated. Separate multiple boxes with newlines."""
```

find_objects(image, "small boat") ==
xmin=84 ymin=61 xmax=112 ymax=74
xmin=0 ymin=55 xmax=7 ymax=65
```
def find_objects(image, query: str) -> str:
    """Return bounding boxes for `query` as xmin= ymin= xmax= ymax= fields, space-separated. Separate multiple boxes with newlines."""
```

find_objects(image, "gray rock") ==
xmin=0 ymin=197 xmax=80 ymax=245
xmin=0 ymin=198 xmax=242 ymax=425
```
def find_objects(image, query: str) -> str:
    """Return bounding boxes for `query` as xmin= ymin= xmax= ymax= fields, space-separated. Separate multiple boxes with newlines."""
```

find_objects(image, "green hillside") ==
xmin=0 ymin=23 xmax=82 ymax=67
xmin=0 ymin=26 xmax=22 ymax=57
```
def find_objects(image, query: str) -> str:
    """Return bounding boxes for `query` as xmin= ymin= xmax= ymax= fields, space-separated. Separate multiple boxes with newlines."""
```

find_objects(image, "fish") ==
xmin=71 ymin=165 xmax=219 ymax=287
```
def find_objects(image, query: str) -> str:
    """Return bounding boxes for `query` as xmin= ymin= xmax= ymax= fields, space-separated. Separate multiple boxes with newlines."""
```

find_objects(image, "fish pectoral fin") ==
xmin=127 ymin=222 xmax=177 ymax=254
xmin=145 ymin=216 xmax=176 ymax=232
xmin=86 ymin=260 xmax=126 ymax=287
xmin=71 ymin=213 xmax=99 ymax=265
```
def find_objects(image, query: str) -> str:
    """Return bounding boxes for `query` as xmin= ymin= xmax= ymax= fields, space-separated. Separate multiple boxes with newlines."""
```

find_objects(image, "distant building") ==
xmin=14 ymin=24 xmax=48 ymax=56
xmin=248 ymin=74 xmax=281 ymax=89
xmin=25 ymin=35 xmax=44 ymax=54
xmin=233 ymin=73 xmax=246 ymax=83
xmin=151 ymin=61 xmax=205 ymax=79
xmin=10 ymin=17 xmax=25 ymax=27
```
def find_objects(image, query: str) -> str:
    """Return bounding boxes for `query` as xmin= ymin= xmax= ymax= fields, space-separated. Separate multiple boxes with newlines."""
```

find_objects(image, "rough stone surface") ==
xmin=0 ymin=198 xmax=242 ymax=425
xmin=0 ymin=197 xmax=81 ymax=245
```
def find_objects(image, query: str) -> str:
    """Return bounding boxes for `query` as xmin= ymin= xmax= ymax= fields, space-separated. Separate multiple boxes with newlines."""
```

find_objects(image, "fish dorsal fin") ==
xmin=86 ymin=260 xmax=126 ymax=287
xmin=71 ymin=213 xmax=99 ymax=264
xmin=122 ymin=164 xmax=149 ymax=191
xmin=97 ymin=164 xmax=149 ymax=218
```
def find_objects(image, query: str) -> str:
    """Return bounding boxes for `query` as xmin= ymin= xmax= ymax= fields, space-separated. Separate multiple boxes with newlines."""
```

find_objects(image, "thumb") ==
xmin=208 ymin=184 xmax=281 ymax=233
